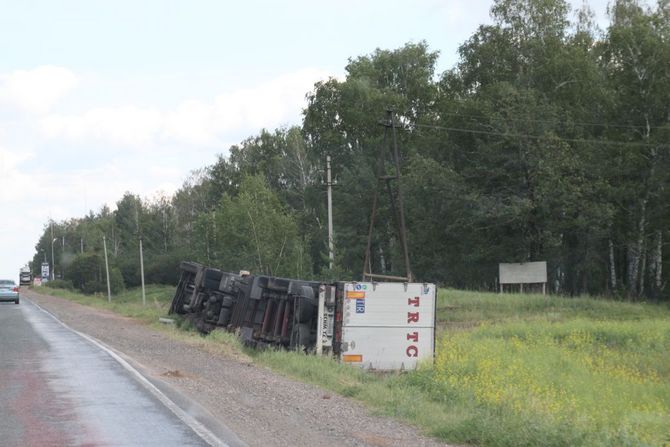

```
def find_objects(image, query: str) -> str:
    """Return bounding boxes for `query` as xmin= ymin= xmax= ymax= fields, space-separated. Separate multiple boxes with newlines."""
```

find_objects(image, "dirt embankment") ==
xmin=25 ymin=289 xmax=449 ymax=447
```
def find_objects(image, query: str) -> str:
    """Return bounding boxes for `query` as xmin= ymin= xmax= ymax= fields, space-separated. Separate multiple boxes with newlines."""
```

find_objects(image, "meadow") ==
xmin=430 ymin=293 xmax=670 ymax=446
xmin=39 ymin=285 xmax=670 ymax=446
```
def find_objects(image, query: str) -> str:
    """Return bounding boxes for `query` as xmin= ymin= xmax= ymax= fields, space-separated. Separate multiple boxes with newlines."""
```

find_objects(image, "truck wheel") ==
xmin=15 ymin=299 xmax=19 ymax=304
xmin=292 ymin=323 xmax=312 ymax=349
xmin=295 ymin=299 xmax=315 ymax=324
xmin=217 ymin=308 xmax=231 ymax=327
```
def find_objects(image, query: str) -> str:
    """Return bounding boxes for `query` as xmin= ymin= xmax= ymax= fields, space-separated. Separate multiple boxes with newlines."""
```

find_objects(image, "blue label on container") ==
xmin=355 ymin=299 xmax=365 ymax=313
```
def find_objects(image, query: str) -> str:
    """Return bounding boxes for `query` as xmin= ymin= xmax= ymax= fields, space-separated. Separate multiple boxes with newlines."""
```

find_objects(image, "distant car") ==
xmin=0 ymin=279 xmax=19 ymax=304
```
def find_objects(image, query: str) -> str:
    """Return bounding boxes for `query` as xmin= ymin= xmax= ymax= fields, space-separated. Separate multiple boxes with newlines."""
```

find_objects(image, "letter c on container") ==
xmin=406 ymin=345 xmax=418 ymax=357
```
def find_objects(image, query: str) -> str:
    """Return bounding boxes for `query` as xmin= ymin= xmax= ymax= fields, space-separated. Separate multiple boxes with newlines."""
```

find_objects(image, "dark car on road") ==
xmin=0 ymin=279 xmax=19 ymax=304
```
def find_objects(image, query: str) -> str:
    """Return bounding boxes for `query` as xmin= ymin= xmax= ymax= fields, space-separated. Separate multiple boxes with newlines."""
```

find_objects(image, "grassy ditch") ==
xmin=38 ymin=284 xmax=175 ymax=324
xmin=37 ymin=285 xmax=670 ymax=446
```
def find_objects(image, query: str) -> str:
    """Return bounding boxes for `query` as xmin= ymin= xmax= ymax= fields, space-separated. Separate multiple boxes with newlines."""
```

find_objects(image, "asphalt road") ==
xmin=0 ymin=298 xmax=229 ymax=447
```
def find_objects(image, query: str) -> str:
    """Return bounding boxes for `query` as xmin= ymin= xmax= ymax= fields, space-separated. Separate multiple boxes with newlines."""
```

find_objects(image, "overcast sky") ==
xmin=0 ymin=0 xmax=618 ymax=279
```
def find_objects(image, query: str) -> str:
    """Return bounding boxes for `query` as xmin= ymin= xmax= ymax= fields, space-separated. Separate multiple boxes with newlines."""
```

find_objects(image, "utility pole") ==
xmin=103 ymin=235 xmax=111 ymax=303
xmin=80 ymin=238 xmax=84 ymax=253
xmin=50 ymin=221 xmax=55 ymax=280
xmin=139 ymin=237 xmax=146 ymax=307
xmin=326 ymin=155 xmax=335 ymax=270
xmin=62 ymin=235 xmax=65 ymax=278
xmin=362 ymin=110 xmax=414 ymax=282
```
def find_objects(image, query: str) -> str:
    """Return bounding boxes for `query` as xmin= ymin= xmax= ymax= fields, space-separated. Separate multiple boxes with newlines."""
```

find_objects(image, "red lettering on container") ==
xmin=407 ymin=331 xmax=419 ymax=342
xmin=407 ymin=312 xmax=419 ymax=323
xmin=406 ymin=345 xmax=419 ymax=357
xmin=408 ymin=296 xmax=420 ymax=307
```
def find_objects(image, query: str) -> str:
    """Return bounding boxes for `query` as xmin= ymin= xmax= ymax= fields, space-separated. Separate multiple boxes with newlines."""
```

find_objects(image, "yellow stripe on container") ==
xmin=346 ymin=291 xmax=365 ymax=299
xmin=342 ymin=354 xmax=363 ymax=363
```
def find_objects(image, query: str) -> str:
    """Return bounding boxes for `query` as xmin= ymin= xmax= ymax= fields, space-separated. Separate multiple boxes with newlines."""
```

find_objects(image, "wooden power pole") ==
xmin=362 ymin=110 xmax=413 ymax=282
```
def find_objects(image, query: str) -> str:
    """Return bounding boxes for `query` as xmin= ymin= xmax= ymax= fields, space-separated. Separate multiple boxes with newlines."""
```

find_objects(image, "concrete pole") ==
xmin=139 ymin=237 xmax=146 ymax=307
xmin=103 ymin=235 xmax=111 ymax=303
xmin=326 ymin=155 xmax=334 ymax=270
xmin=61 ymin=236 xmax=65 ymax=278
xmin=51 ymin=241 xmax=55 ymax=280
xmin=50 ymin=221 xmax=55 ymax=280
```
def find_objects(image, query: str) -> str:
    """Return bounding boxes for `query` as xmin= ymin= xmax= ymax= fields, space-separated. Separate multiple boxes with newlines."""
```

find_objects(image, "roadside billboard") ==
xmin=41 ymin=262 xmax=50 ymax=283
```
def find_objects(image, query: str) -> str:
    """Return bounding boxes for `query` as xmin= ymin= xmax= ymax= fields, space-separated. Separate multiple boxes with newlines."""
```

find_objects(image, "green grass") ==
xmin=259 ymin=290 xmax=670 ymax=446
xmin=437 ymin=290 xmax=668 ymax=328
xmin=37 ymin=285 xmax=670 ymax=446
xmin=40 ymin=284 xmax=175 ymax=324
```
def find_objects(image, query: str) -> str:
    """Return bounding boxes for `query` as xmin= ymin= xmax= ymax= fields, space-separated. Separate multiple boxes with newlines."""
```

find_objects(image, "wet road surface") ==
xmin=0 ymin=298 xmax=226 ymax=447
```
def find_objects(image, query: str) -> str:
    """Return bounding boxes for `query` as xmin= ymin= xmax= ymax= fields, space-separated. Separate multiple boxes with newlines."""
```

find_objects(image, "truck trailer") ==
xmin=19 ymin=265 xmax=32 ymax=286
xmin=169 ymin=262 xmax=436 ymax=370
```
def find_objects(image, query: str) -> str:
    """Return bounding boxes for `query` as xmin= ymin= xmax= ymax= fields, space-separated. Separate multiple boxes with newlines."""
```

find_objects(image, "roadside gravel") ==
xmin=25 ymin=289 xmax=450 ymax=447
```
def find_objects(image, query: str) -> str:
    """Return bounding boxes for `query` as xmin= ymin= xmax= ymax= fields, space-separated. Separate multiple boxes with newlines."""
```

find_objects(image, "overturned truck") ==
xmin=169 ymin=262 xmax=437 ymax=370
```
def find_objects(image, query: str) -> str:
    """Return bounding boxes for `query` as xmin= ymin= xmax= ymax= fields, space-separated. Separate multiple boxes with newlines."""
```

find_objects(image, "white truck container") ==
xmin=317 ymin=281 xmax=436 ymax=370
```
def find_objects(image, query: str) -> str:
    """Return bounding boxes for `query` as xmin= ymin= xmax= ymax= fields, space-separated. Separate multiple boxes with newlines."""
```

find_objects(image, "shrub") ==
xmin=144 ymin=252 xmax=183 ymax=285
xmin=46 ymin=279 xmax=74 ymax=290
xmin=66 ymin=253 xmax=125 ymax=295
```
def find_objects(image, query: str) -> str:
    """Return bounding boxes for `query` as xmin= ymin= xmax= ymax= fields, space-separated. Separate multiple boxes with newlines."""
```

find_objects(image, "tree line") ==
xmin=32 ymin=0 xmax=669 ymax=300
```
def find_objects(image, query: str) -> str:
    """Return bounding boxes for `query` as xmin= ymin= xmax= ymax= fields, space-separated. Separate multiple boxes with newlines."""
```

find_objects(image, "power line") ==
xmin=413 ymin=123 xmax=670 ymax=149
xmin=433 ymin=110 xmax=670 ymax=131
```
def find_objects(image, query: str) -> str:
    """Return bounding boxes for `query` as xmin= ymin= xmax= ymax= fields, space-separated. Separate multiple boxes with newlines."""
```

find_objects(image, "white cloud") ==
xmin=211 ymin=68 xmax=330 ymax=133
xmin=40 ymin=68 xmax=330 ymax=148
xmin=0 ymin=145 xmax=35 ymax=203
xmin=0 ymin=66 xmax=333 ymax=278
xmin=42 ymin=105 xmax=163 ymax=146
xmin=162 ymin=99 xmax=217 ymax=146
xmin=0 ymin=65 xmax=78 ymax=114
xmin=0 ymin=151 xmax=174 ymax=277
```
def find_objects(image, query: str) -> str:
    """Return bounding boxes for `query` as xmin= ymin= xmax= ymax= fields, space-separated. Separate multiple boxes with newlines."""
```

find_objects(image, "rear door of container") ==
xmin=339 ymin=282 xmax=436 ymax=370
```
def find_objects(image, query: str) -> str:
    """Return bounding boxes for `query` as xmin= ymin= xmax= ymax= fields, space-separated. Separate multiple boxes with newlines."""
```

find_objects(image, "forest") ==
xmin=32 ymin=0 xmax=669 ymax=300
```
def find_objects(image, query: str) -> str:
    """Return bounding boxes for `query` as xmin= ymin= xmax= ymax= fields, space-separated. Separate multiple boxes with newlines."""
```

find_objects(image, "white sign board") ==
xmin=499 ymin=261 xmax=547 ymax=284
xmin=41 ymin=262 xmax=50 ymax=281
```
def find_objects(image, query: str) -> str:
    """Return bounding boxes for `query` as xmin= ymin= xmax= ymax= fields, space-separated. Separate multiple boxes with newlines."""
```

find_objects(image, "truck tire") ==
xmin=295 ymin=298 xmax=315 ymax=324
xmin=217 ymin=308 xmax=231 ymax=327
xmin=292 ymin=323 xmax=312 ymax=349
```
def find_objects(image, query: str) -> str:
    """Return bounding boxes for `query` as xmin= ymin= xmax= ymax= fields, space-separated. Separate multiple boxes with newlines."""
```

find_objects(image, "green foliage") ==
xmin=68 ymin=253 xmax=104 ymax=292
xmin=46 ymin=279 xmax=74 ymax=290
xmin=211 ymin=175 xmax=311 ymax=278
xmin=107 ymin=266 xmax=125 ymax=294
xmin=143 ymin=251 xmax=184 ymax=285
xmin=67 ymin=252 xmax=125 ymax=295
